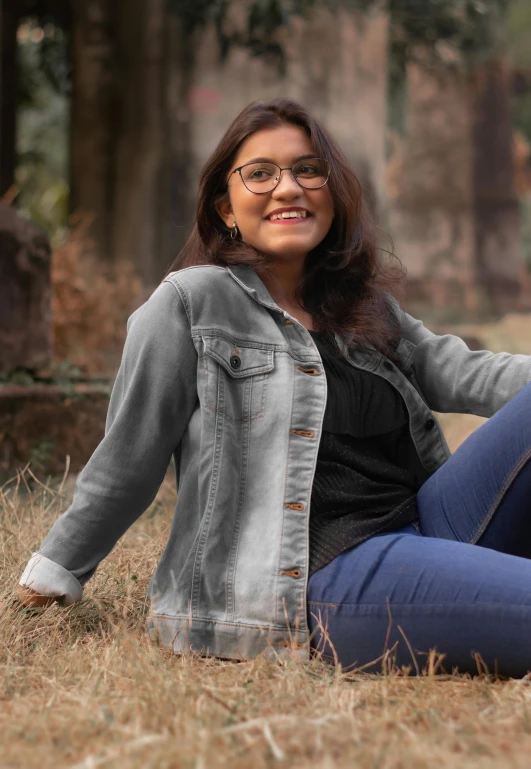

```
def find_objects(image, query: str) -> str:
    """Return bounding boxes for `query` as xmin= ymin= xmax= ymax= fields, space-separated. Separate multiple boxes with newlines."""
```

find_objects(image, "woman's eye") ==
xmin=249 ymin=169 xmax=273 ymax=179
xmin=298 ymin=164 xmax=317 ymax=175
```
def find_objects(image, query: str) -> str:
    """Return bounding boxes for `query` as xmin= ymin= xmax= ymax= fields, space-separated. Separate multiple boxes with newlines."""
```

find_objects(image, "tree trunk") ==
xmin=110 ymin=0 xmax=167 ymax=286
xmin=163 ymin=13 xmax=195 ymax=270
xmin=0 ymin=0 xmax=18 ymax=197
xmin=471 ymin=57 xmax=526 ymax=315
xmin=69 ymin=0 xmax=115 ymax=261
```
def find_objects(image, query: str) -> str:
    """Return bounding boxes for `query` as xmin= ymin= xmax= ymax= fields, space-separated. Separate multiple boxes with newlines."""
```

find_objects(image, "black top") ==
xmin=308 ymin=330 xmax=428 ymax=575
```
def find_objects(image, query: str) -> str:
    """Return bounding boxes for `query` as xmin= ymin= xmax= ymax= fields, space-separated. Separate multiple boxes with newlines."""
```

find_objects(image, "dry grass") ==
xmin=3 ymin=458 xmax=531 ymax=769
xmin=51 ymin=220 xmax=145 ymax=376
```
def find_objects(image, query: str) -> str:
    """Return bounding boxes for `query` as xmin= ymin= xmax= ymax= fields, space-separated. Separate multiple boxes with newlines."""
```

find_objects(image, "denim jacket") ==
xmin=20 ymin=264 xmax=531 ymax=660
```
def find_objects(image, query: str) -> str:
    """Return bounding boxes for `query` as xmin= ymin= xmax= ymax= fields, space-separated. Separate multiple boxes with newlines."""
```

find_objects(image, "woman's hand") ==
xmin=16 ymin=585 xmax=57 ymax=608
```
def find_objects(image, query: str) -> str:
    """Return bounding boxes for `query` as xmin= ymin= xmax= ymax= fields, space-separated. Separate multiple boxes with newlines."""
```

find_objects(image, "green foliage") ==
xmin=388 ymin=0 xmax=508 ymax=88
xmin=508 ymin=0 xmax=531 ymax=71
xmin=16 ymin=19 xmax=69 ymax=241
xmin=168 ymin=0 xmax=319 ymax=73
xmin=168 ymin=0 xmax=508 ymax=76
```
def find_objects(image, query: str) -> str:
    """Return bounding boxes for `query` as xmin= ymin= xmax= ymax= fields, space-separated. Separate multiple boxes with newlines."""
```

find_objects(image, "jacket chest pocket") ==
xmin=200 ymin=336 xmax=275 ymax=424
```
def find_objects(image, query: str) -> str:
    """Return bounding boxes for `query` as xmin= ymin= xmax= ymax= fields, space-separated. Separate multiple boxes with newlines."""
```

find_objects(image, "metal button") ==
xmin=290 ymin=429 xmax=315 ymax=438
xmin=295 ymin=365 xmax=320 ymax=376
xmin=425 ymin=418 xmax=435 ymax=430
xmin=230 ymin=355 xmax=241 ymax=370
xmin=279 ymin=568 xmax=302 ymax=578
xmin=383 ymin=361 xmax=393 ymax=371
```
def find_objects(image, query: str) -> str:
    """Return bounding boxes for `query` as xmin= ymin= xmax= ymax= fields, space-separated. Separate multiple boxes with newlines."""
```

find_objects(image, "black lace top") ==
xmin=308 ymin=330 xmax=428 ymax=575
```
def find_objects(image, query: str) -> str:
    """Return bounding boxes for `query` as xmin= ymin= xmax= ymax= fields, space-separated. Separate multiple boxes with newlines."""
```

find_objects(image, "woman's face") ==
xmin=216 ymin=124 xmax=335 ymax=264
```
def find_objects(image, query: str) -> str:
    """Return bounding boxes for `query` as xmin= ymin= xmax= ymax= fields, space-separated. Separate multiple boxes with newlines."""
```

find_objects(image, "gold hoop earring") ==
xmin=230 ymin=223 xmax=238 ymax=239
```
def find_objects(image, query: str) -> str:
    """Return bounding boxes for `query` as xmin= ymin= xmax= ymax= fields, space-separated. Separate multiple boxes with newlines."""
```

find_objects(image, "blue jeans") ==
xmin=307 ymin=381 xmax=531 ymax=677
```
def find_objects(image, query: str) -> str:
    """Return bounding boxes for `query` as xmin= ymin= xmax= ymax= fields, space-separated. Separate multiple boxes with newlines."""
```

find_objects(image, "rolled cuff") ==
xmin=19 ymin=553 xmax=83 ymax=606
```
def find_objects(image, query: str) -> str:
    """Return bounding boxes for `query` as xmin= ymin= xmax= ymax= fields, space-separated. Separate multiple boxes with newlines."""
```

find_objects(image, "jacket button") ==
xmin=425 ymin=418 xmax=435 ymax=431
xmin=279 ymin=568 xmax=302 ymax=578
xmin=230 ymin=355 xmax=241 ymax=370
xmin=383 ymin=361 xmax=393 ymax=371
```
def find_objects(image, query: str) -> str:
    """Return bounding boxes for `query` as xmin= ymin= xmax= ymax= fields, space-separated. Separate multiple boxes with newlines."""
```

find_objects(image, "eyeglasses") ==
xmin=230 ymin=157 xmax=330 ymax=194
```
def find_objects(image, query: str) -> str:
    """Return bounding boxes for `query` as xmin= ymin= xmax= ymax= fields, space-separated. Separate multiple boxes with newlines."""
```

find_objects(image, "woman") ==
xmin=18 ymin=98 xmax=531 ymax=677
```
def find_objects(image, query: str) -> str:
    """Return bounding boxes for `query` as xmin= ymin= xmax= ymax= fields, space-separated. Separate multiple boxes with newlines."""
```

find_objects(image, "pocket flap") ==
xmin=203 ymin=336 xmax=274 ymax=377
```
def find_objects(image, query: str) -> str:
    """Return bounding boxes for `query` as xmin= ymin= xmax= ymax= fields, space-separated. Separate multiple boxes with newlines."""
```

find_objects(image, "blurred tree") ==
xmin=0 ymin=0 xmax=17 ymax=196
xmin=472 ymin=53 xmax=524 ymax=314
xmin=69 ymin=1 xmax=115 ymax=265
xmin=508 ymin=0 xmax=531 ymax=271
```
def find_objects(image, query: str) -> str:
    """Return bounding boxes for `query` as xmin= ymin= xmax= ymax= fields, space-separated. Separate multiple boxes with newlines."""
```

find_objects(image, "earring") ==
xmin=230 ymin=222 xmax=239 ymax=239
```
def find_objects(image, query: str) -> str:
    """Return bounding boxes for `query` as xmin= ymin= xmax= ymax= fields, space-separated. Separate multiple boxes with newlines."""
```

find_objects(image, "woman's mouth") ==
xmin=266 ymin=211 xmax=312 ymax=225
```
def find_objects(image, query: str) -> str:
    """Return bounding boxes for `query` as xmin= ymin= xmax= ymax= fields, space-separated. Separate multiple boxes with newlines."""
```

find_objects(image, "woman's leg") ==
xmin=307 ymin=525 xmax=531 ymax=676
xmin=417 ymin=380 xmax=531 ymax=553
xmin=307 ymin=382 xmax=531 ymax=675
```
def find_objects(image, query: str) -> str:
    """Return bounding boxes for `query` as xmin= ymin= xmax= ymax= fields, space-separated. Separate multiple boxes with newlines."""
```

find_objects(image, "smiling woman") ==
xmin=17 ymin=98 xmax=531 ymax=679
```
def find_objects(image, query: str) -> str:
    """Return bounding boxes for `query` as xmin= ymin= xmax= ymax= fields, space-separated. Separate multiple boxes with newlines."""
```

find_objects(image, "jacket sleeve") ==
xmin=19 ymin=278 xmax=198 ymax=603
xmin=398 ymin=307 xmax=531 ymax=416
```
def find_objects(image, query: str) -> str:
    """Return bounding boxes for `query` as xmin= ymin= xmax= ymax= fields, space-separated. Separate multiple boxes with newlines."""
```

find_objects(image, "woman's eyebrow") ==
xmin=242 ymin=153 xmax=318 ymax=164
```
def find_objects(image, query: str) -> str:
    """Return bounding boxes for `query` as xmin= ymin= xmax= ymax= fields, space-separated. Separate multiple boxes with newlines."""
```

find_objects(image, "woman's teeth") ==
xmin=269 ymin=211 xmax=309 ymax=220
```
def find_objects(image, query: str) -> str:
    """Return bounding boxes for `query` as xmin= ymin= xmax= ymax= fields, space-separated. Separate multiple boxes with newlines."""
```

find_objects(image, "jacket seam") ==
xmin=148 ymin=613 xmax=289 ymax=631
xmin=226 ymin=415 xmax=250 ymax=619
xmin=163 ymin=276 xmax=193 ymax=326
xmin=470 ymin=445 xmax=531 ymax=544
xmin=190 ymin=406 xmax=225 ymax=614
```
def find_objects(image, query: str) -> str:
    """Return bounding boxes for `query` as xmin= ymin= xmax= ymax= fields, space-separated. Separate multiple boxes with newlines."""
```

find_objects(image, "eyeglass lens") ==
xmin=240 ymin=158 xmax=328 ymax=192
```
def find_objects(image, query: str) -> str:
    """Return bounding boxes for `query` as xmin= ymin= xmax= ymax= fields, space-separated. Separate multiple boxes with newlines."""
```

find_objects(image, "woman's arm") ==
xmin=399 ymin=307 xmax=531 ymax=416
xmin=18 ymin=279 xmax=198 ymax=603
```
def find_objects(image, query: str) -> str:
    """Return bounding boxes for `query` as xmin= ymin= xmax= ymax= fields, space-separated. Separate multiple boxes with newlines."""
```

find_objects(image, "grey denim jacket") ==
xmin=19 ymin=264 xmax=531 ymax=661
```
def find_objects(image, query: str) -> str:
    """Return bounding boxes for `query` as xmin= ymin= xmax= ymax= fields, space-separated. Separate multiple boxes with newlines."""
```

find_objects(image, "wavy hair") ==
xmin=163 ymin=97 xmax=404 ymax=357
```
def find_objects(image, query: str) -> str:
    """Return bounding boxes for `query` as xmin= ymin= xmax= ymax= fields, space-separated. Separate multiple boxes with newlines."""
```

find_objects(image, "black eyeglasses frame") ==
xmin=229 ymin=157 xmax=330 ymax=194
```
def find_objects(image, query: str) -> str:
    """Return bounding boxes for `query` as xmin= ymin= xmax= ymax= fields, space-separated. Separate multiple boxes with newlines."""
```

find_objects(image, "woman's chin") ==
xmin=257 ymin=240 xmax=314 ymax=261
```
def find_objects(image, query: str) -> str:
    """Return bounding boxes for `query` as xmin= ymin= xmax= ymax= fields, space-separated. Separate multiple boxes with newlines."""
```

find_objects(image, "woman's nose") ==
xmin=271 ymin=170 xmax=303 ymax=198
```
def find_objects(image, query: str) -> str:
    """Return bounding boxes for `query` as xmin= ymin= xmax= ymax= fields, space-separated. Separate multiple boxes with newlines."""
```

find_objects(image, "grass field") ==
xmin=3 ymin=314 xmax=531 ymax=769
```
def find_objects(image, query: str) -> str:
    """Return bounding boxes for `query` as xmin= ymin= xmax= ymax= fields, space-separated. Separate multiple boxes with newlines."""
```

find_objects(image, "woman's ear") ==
xmin=214 ymin=192 xmax=234 ymax=228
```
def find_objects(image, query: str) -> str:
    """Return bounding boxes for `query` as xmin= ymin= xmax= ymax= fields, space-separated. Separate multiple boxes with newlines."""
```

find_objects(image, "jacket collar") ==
xmin=226 ymin=263 xmax=380 ymax=362
xmin=226 ymin=264 xmax=280 ymax=311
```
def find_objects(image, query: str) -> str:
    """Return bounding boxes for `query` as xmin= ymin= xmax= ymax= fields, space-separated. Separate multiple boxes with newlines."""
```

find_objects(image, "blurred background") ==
xmin=2 ymin=0 xmax=531 ymax=477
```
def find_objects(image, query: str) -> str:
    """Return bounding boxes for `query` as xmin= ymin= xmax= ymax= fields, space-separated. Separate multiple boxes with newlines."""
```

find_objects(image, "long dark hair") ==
xmin=163 ymin=97 xmax=404 ymax=357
